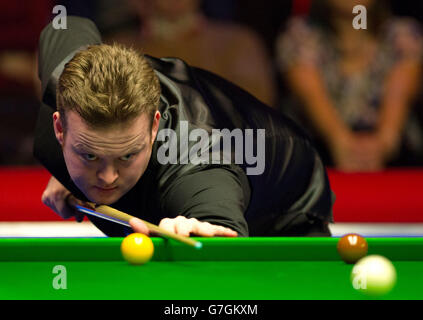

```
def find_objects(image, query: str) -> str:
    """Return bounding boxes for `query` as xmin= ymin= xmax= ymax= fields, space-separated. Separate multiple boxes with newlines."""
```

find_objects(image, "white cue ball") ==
xmin=351 ymin=255 xmax=397 ymax=296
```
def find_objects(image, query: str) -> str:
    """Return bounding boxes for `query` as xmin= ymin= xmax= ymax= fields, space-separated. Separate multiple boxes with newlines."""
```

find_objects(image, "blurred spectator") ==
xmin=0 ymin=1 xmax=52 ymax=97
xmin=0 ymin=1 xmax=53 ymax=165
xmin=276 ymin=0 xmax=423 ymax=171
xmin=104 ymin=0 xmax=276 ymax=106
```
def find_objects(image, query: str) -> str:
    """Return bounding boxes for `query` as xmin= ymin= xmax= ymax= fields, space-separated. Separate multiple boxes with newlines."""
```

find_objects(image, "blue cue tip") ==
xmin=195 ymin=242 xmax=203 ymax=249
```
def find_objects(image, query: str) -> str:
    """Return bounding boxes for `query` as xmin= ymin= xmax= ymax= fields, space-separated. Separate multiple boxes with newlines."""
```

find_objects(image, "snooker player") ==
xmin=36 ymin=17 xmax=334 ymax=237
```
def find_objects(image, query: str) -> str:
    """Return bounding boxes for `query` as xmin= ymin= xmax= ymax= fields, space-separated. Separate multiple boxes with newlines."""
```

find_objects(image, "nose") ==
xmin=97 ymin=164 xmax=119 ymax=186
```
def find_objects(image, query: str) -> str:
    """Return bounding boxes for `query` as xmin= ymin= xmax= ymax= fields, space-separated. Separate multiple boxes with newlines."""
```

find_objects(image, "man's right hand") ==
xmin=41 ymin=176 xmax=84 ymax=222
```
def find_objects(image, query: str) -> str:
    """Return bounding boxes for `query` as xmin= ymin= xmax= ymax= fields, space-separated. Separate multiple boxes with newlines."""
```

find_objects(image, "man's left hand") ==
xmin=129 ymin=216 xmax=238 ymax=237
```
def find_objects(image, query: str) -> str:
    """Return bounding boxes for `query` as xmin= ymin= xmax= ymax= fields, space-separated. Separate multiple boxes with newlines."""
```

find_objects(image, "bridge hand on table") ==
xmin=129 ymin=216 xmax=238 ymax=237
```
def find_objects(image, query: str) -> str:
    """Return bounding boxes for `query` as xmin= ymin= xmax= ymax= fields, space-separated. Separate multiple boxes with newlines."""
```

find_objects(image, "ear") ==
xmin=53 ymin=111 xmax=65 ymax=146
xmin=150 ymin=111 xmax=161 ymax=144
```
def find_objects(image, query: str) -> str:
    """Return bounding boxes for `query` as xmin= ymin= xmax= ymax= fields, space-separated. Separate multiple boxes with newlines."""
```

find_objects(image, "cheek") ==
xmin=136 ymin=152 xmax=150 ymax=173
xmin=62 ymin=148 xmax=93 ymax=183
xmin=127 ymin=151 xmax=152 ymax=178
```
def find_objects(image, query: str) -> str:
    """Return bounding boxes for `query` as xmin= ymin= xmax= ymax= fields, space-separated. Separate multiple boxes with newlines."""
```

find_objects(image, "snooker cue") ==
xmin=66 ymin=196 xmax=202 ymax=249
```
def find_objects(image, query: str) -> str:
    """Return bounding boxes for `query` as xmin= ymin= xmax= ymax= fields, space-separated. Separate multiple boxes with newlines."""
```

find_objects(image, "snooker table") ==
xmin=0 ymin=237 xmax=422 ymax=300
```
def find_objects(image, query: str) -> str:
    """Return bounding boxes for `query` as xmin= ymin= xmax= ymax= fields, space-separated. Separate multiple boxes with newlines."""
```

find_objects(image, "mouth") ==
xmin=94 ymin=186 xmax=118 ymax=193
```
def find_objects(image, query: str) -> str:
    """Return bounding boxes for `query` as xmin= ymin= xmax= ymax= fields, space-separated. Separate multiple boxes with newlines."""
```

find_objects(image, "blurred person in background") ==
xmin=104 ymin=0 xmax=276 ymax=106
xmin=0 ymin=1 xmax=52 ymax=165
xmin=276 ymin=0 xmax=423 ymax=172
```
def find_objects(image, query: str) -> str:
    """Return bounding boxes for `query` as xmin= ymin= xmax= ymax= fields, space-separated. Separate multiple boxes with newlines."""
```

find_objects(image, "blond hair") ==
xmin=57 ymin=44 xmax=160 ymax=131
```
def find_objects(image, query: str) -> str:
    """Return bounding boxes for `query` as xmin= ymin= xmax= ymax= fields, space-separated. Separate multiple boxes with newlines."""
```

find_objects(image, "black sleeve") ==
xmin=160 ymin=165 xmax=251 ymax=237
xmin=237 ymin=133 xmax=334 ymax=236
xmin=267 ymin=138 xmax=334 ymax=235
xmin=280 ymin=138 xmax=334 ymax=222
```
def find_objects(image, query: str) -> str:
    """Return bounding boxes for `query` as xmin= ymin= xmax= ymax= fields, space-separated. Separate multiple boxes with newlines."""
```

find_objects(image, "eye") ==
xmin=120 ymin=154 xmax=134 ymax=161
xmin=83 ymin=154 xmax=98 ymax=161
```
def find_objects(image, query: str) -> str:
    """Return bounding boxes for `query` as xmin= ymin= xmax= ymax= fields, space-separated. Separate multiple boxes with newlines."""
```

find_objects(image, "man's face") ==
xmin=53 ymin=110 xmax=160 ymax=205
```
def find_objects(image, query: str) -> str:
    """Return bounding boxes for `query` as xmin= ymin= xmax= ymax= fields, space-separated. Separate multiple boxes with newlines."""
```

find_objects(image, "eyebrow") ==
xmin=72 ymin=143 xmax=146 ymax=155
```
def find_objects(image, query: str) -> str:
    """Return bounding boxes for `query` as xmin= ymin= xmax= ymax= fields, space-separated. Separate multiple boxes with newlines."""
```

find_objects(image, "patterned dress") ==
xmin=276 ymin=17 xmax=423 ymax=164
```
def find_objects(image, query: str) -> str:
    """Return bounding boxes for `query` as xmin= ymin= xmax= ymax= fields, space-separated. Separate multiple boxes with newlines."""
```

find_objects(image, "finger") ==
xmin=129 ymin=218 xmax=150 ymax=235
xmin=41 ymin=191 xmax=48 ymax=206
xmin=212 ymin=225 xmax=238 ymax=237
xmin=192 ymin=221 xmax=216 ymax=237
xmin=75 ymin=212 xmax=85 ymax=223
xmin=67 ymin=196 xmax=96 ymax=221
xmin=58 ymin=193 xmax=80 ymax=220
xmin=70 ymin=198 xmax=92 ymax=222
xmin=174 ymin=216 xmax=194 ymax=237
xmin=59 ymin=203 xmax=78 ymax=220
xmin=41 ymin=190 xmax=56 ymax=209
xmin=158 ymin=218 xmax=177 ymax=234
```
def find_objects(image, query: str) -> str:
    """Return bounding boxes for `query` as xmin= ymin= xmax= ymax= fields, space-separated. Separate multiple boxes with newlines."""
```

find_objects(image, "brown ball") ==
xmin=337 ymin=233 xmax=368 ymax=264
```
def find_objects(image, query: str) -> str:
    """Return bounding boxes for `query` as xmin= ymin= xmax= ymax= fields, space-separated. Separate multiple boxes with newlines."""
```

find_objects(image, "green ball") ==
xmin=351 ymin=255 xmax=397 ymax=296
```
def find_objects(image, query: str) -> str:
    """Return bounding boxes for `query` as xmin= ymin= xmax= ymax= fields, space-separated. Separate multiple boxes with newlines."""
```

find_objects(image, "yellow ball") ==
xmin=351 ymin=255 xmax=397 ymax=296
xmin=121 ymin=233 xmax=154 ymax=265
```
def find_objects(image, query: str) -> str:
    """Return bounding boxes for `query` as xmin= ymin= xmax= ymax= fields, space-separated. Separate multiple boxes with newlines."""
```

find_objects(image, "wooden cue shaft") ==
xmin=66 ymin=196 xmax=201 ymax=248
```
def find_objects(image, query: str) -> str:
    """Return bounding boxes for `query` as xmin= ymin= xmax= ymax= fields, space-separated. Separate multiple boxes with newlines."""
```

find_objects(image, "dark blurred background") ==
xmin=1 ymin=0 xmax=422 ymax=170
